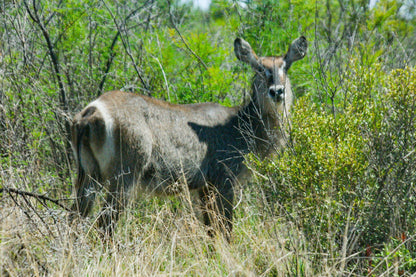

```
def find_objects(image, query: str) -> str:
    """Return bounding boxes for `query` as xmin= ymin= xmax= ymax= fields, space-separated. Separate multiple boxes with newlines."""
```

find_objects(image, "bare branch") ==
xmin=97 ymin=31 xmax=120 ymax=96
xmin=167 ymin=0 xmax=208 ymax=71
xmin=98 ymin=0 xmax=155 ymax=96
xmin=102 ymin=0 xmax=152 ymax=94
xmin=1 ymin=187 xmax=72 ymax=212
xmin=23 ymin=0 xmax=67 ymax=112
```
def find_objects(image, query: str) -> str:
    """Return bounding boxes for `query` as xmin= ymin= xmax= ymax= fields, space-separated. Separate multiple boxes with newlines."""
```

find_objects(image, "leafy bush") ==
xmin=251 ymin=63 xmax=416 ymax=272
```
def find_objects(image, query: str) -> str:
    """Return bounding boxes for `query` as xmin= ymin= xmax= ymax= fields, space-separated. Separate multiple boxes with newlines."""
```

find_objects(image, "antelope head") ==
xmin=234 ymin=36 xmax=307 ymax=117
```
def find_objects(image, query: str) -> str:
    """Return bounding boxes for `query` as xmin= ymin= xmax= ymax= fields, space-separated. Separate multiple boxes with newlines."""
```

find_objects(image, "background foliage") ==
xmin=1 ymin=0 xmax=416 ymax=275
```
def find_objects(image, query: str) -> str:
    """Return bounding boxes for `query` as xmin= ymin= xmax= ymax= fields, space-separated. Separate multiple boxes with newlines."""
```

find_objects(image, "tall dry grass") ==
xmin=1 ymin=167 xmax=316 ymax=276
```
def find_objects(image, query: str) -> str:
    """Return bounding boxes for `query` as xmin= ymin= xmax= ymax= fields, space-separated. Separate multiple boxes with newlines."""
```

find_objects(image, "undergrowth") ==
xmin=1 ymin=0 xmax=416 ymax=276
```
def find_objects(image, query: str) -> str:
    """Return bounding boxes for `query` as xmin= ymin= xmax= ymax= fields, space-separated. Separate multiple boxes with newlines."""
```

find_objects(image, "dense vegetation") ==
xmin=1 ymin=0 xmax=416 ymax=275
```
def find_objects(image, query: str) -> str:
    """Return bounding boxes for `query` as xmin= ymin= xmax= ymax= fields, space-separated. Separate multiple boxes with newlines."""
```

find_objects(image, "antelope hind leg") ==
xmin=97 ymin=173 xmax=133 ymax=236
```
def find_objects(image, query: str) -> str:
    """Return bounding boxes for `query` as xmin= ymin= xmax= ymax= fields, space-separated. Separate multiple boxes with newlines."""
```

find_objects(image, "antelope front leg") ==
xmin=199 ymin=182 xmax=234 ymax=241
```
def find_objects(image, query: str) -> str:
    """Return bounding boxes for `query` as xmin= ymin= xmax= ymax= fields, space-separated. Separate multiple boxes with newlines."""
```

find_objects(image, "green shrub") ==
xmin=250 ymin=64 xmax=416 ymax=272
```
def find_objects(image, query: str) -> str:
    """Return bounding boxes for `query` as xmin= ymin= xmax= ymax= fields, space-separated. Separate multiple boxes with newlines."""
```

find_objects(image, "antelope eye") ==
xmin=265 ymin=70 xmax=273 ymax=83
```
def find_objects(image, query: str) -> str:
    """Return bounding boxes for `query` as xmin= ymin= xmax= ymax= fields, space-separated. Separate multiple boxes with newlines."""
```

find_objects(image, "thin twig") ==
xmin=23 ymin=0 xmax=73 ymax=167
xmin=23 ymin=0 xmax=67 ymax=112
xmin=0 ymin=187 xmax=72 ymax=212
xmin=167 ymin=0 xmax=208 ymax=70
xmin=102 ymin=0 xmax=152 ymax=93
xmin=97 ymin=31 xmax=120 ymax=96
xmin=98 ymin=0 xmax=153 ymax=96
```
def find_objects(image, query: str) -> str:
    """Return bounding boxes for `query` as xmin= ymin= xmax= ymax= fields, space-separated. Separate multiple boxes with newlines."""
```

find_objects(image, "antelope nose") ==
xmin=268 ymin=86 xmax=284 ymax=99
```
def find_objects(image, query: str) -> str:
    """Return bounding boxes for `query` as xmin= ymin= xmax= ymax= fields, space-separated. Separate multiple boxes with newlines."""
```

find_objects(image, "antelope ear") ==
xmin=234 ymin=38 xmax=261 ymax=70
xmin=284 ymin=36 xmax=307 ymax=71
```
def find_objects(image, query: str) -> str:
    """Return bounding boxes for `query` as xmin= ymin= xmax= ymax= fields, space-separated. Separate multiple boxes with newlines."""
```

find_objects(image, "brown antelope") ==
xmin=70 ymin=36 xmax=307 ymax=239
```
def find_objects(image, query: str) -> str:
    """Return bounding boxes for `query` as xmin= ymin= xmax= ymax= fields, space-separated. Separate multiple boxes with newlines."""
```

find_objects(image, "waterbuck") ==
xmin=70 ymin=36 xmax=307 ymax=239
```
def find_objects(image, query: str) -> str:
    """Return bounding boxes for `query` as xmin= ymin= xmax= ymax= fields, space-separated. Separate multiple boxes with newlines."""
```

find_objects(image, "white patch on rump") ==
xmin=88 ymin=99 xmax=115 ymax=173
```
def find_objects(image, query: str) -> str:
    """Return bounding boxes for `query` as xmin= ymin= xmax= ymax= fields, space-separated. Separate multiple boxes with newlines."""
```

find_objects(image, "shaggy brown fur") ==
xmin=70 ymin=37 xmax=307 ymax=239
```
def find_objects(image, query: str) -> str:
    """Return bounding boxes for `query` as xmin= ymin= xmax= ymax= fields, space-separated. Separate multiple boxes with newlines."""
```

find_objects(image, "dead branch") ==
xmin=23 ymin=0 xmax=67 ymax=112
xmin=167 ymin=0 xmax=208 ymax=70
xmin=103 ymin=0 xmax=153 ymax=94
xmin=0 ymin=187 xmax=71 ymax=212
xmin=98 ymin=0 xmax=153 ymax=96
